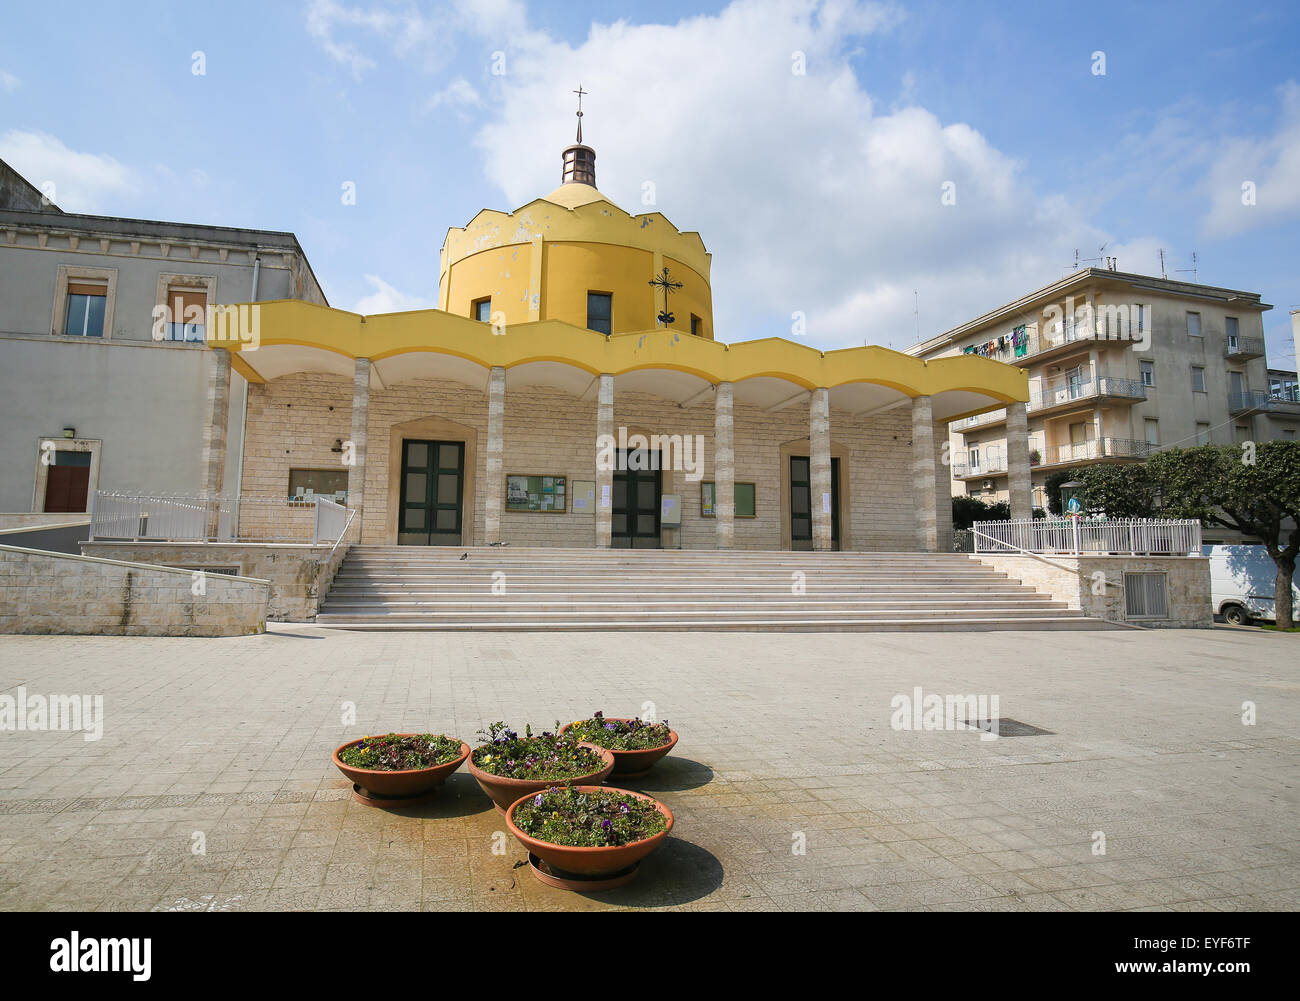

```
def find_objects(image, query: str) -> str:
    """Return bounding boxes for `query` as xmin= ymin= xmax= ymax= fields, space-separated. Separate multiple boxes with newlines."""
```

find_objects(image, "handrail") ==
xmin=325 ymin=507 xmax=357 ymax=564
xmin=969 ymin=525 xmax=1125 ymax=591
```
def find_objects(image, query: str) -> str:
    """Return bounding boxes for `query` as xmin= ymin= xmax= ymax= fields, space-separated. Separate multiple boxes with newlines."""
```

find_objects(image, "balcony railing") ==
xmin=951 ymin=408 xmax=1008 ymax=433
xmin=951 ymin=451 xmax=1008 ymax=479
xmin=89 ymin=492 xmax=359 ymax=545
xmin=1039 ymin=437 xmax=1152 ymax=467
xmin=1224 ymin=335 xmax=1265 ymax=360
xmin=1028 ymin=376 xmax=1146 ymax=413
xmin=1272 ymin=385 xmax=1300 ymax=404
xmin=972 ymin=517 xmax=1202 ymax=556
xmin=1228 ymin=389 xmax=1272 ymax=414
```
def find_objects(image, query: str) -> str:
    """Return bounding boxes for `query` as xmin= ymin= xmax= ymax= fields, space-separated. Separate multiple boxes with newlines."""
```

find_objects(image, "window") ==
xmin=164 ymin=287 xmax=207 ymax=341
xmin=1140 ymin=360 xmax=1154 ymax=387
xmin=1144 ymin=418 xmax=1159 ymax=446
xmin=64 ymin=283 xmax=107 ymax=337
xmin=586 ymin=292 xmax=612 ymax=334
xmin=1226 ymin=316 xmax=1239 ymax=350
xmin=1234 ymin=424 xmax=1250 ymax=444
xmin=690 ymin=314 xmax=701 ymax=337
xmin=1196 ymin=422 xmax=1211 ymax=445
xmin=1186 ymin=311 xmax=1201 ymax=337
xmin=1124 ymin=572 xmax=1169 ymax=619
xmin=288 ymin=469 xmax=349 ymax=504
xmin=472 ymin=297 xmax=491 ymax=323
xmin=1134 ymin=304 xmax=1147 ymax=334
xmin=1190 ymin=366 xmax=1206 ymax=393
xmin=700 ymin=481 xmax=756 ymax=518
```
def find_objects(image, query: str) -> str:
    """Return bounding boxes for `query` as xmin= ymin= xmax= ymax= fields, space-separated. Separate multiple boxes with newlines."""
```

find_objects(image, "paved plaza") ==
xmin=0 ymin=624 xmax=1297 ymax=911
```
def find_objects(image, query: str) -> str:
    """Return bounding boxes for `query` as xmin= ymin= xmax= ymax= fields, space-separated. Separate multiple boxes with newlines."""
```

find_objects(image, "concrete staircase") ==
xmin=314 ymin=547 xmax=1115 ymax=631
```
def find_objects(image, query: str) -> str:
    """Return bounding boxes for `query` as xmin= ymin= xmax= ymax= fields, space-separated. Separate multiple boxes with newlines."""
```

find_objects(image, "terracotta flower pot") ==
xmin=505 ymin=785 xmax=674 ymax=880
xmin=467 ymin=743 xmax=614 ymax=813
xmin=332 ymin=735 xmax=469 ymax=807
xmin=560 ymin=719 xmax=678 ymax=779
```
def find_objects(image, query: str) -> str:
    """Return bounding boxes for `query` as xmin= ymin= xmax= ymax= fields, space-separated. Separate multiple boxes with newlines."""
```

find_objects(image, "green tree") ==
xmin=1149 ymin=442 xmax=1300 ymax=629
xmin=952 ymin=495 xmax=1010 ymax=531
xmin=1077 ymin=463 xmax=1159 ymax=518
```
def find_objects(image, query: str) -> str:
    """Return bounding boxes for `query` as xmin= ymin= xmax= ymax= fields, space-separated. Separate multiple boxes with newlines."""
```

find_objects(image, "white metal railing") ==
xmin=89 ymin=492 xmax=357 ymax=545
xmin=972 ymin=517 xmax=1202 ymax=556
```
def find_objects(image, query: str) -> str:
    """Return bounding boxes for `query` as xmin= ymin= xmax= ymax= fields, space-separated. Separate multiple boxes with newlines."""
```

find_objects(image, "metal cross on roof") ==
xmin=573 ymin=85 xmax=587 ymax=142
xmin=648 ymin=266 xmax=684 ymax=327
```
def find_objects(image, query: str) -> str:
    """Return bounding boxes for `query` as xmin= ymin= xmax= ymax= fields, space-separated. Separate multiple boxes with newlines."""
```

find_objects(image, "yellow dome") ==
xmin=543 ymin=182 xmax=615 ymax=210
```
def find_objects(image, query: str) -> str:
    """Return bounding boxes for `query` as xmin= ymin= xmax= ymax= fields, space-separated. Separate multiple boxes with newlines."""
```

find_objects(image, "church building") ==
xmin=203 ymin=121 xmax=1028 ymax=553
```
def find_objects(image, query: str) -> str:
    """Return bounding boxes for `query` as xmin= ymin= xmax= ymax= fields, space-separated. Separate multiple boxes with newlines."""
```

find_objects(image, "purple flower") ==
xmin=533 ymin=794 xmax=543 ymax=806
xmin=619 ymin=803 xmax=629 ymax=815
xmin=601 ymin=819 xmax=612 ymax=830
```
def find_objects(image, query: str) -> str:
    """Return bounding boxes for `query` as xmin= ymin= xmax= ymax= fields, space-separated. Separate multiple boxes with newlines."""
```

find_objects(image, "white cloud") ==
xmin=465 ymin=0 xmax=1122 ymax=348
xmin=426 ymin=76 xmax=481 ymax=114
xmin=1 ymin=70 xmax=19 ymax=93
xmin=0 ymin=130 xmax=135 ymax=213
xmin=1202 ymin=81 xmax=1300 ymax=238
xmin=354 ymin=275 xmax=435 ymax=314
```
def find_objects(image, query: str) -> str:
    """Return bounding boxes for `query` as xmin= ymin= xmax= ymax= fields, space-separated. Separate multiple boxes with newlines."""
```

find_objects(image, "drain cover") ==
xmin=964 ymin=718 xmax=1055 ymax=737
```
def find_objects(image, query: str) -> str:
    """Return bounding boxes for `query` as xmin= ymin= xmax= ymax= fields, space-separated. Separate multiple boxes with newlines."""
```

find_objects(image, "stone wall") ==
xmin=0 ymin=544 xmax=268 ymax=636
xmin=79 ymin=541 xmax=349 ymax=621
xmin=976 ymin=553 xmax=1212 ymax=628
xmin=241 ymin=373 xmax=923 ymax=551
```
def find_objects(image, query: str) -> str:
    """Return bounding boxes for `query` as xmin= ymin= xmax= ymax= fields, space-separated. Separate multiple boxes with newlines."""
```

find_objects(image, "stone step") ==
xmin=319 ymin=597 xmax=1069 ymax=612
xmin=314 ymin=615 xmax=1114 ymax=632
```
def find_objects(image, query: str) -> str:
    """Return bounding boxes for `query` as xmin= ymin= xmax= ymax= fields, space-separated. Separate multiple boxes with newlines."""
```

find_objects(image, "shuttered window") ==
xmin=167 ymin=288 xmax=208 ymax=341
xmin=1124 ymin=572 xmax=1169 ymax=619
xmin=64 ymin=283 xmax=107 ymax=337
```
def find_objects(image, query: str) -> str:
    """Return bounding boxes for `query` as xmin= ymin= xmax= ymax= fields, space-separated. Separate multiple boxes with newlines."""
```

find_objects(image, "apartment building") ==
xmin=0 ymin=159 xmax=326 ymax=526
xmin=906 ymin=266 xmax=1297 ymax=510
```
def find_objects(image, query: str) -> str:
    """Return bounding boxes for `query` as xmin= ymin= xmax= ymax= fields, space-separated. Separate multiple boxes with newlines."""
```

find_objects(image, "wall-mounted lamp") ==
xmin=62 ymin=426 xmax=76 ymax=439
xmin=331 ymin=439 xmax=344 ymax=453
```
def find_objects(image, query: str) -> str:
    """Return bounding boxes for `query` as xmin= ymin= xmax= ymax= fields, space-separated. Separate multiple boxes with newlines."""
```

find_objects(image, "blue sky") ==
xmin=2 ymin=0 xmax=1297 ymax=366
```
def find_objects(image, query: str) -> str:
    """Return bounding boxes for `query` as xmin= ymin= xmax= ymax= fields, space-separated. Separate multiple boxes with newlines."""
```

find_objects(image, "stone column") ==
xmin=810 ymin=387 xmax=833 ymax=552
xmin=348 ymin=358 xmax=370 ymax=529
xmin=912 ymin=395 xmax=939 ymax=552
xmin=1006 ymin=401 xmax=1032 ymax=521
xmin=200 ymin=348 xmax=231 ymax=498
xmin=484 ymin=365 xmax=506 ymax=544
xmin=595 ymin=374 xmax=614 ymax=548
xmin=714 ymin=382 xmax=735 ymax=549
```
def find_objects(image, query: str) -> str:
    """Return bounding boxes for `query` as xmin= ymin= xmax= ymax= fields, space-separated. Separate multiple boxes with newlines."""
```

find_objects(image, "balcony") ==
xmin=1228 ymin=389 xmax=1272 ymax=415
xmin=951 ymin=451 xmax=1007 ymax=480
xmin=1037 ymin=437 xmax=1152 ymax=469
xmin=951 ymin=408 xmax=1008 ymax=433
xmin=1028 ymin=375 xmax=1147 ymax=416
xmin=1224 ymin=335 xmax=1265 ymax=361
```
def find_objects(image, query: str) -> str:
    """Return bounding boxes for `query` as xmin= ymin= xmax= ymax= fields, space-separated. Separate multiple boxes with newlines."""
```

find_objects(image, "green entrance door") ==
xmin=399 ymin=439 xmax=464 ymax=546
xmin=612 ymin=449 xmax=661 ymax=549
xmin=790 ymin=455 xmax=840 ymax=551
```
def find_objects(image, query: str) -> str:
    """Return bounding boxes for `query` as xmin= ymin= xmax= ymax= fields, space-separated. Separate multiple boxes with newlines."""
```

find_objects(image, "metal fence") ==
xmin=89 ymin=492 xmax=359 ymax=545
xmin=972 ymin=517 xmax=1202 ymax=556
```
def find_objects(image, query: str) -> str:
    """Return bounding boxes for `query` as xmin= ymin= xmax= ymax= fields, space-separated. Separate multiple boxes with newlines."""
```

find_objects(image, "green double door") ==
xmin=399 ymin=439 xmax=464 ymax=546
xmin=790 ymin=455 xmax=840 ymax=551
xmin=612 ymin=449 xmax=661 ymax=549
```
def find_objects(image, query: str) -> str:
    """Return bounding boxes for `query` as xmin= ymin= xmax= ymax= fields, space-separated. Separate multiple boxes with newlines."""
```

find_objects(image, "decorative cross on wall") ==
xmin=648 ymin=266 xmax=684 ymax=327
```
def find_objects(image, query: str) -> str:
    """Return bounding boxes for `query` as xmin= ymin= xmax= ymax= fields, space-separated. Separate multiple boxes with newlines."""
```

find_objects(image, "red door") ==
xmin=44 ymin=465 xmax=90 ymax=512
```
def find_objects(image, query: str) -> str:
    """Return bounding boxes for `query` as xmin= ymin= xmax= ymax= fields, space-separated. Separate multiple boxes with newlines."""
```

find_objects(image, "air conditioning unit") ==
xmin=983 ymin=480 xmax=994 ymax=491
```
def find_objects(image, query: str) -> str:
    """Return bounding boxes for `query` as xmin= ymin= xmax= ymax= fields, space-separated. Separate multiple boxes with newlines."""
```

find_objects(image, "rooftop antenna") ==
xmin=1071 ymin=245 xmax=1105 ymax=271
xmin=1158 ymin=248 xmax=1168 ymax=279
xmin=1174 ymin=251 xmax=1198 ymax=283
xmin=913 ymin=289 xmax=920 ymax=342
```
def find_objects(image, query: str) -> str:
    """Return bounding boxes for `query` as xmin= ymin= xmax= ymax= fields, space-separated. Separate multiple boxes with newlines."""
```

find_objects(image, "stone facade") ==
xmin=975 ymin=553 xmax=1212 ymax=628
xmin=237 ymin=371 xmax=934 ymax=551
xmin=0 ymin=544 xmax=268 ymax=636
xmin=79 ymin=541 xmax=349 ymax=621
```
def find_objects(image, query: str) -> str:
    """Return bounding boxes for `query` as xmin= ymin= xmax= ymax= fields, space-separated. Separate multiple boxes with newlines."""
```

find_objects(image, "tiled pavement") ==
xmin=0 ymin=623 xmax=1297 ymax=911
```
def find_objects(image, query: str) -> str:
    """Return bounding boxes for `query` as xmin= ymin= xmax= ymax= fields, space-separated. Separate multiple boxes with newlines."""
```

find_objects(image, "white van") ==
xmin=1203 ymin=545 xmax=1299 ymax=626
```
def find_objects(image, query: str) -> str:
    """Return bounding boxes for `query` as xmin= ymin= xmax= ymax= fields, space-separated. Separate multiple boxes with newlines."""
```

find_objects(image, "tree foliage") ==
xmin=1149 ymin=442 xmax=1300 ymax=628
